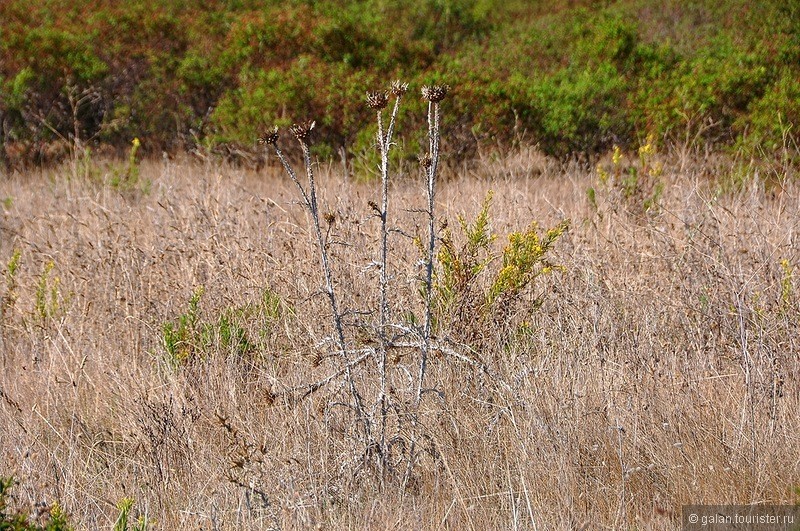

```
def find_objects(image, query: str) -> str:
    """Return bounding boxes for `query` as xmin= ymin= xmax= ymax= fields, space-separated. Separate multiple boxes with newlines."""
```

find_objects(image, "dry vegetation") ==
xmin=1 ymin=150 xmax=799 ymax=529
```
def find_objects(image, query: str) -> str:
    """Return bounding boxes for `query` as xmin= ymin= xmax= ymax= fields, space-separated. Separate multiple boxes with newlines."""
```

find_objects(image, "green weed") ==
xmin=109 ymin=138 xmax=150 ymax=194
xmin=780 ymin=258 xmax=794 ymax=313
xmin=34 ymin=261 xmax=65 ymax=323
xmin=162 ymin=286 xmax=205 ymax=365
xmin=595 ymin=135 xmax=664 ymax=215
xmin=2 ymin=249 xmax=21 ymax=311
xmin=0 ymin=477 xmax=72 ymax=530
xmin=113 ymin=498 xmax=149 ymax=531
xmin=162 ymin=287 xmax=285 ymax=366
xmin=434 ymin=190 xmax=569 ymax=343
xmin=435 ymin=191 xmax=496 ymax=316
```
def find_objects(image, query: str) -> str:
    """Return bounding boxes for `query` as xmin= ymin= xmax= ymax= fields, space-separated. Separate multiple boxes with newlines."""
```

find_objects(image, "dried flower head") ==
xmin=323 ymin=212 xmax=336 ymax=225
xmin=366 ymin=91 xmax=389 ymax=110
xmin=368 ymin=200 xmax=381 ymax=215
xmin=418 ymin=153 xmax=433 ymax=170
xmin=290 ymin=120 xmax=315 ymax=141
xmin=388 ymin=348 xmax=403 ymax=364
xmin=390 ymin=80 xmax=409 ymax=97
xmin=308 ymin=351 xmax=323 ymax=368
xmin=257 ymin=126 xmax=280 ymax=145
xmin=422 ymin=84 xmax=449 ymax=103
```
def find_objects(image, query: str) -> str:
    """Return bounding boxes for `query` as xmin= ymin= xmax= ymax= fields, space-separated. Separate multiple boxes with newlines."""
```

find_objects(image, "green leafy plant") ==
xmin=109 ymin=138 xmax=150 ymax=194
xmin=113 ymin=498 xmax=149 ymax=531
xmin=0 ymin=477 xmax=72 ymax=530
xmin=780 ymin=259 xmax=794 ymax=314
xmin=162 ymin=287 xmax=285 ymax=366
xmin=436 ymin=193 xmax=568 ymax=310
xmin=34 ymin=261 xmax=65 ymax=323
xmin=488 ymin=220 xmax=569 ymax=309
xmin=199 ymin=310 xmax=255 ymax=359
xmin=594 ymin=136 xmax=664 ymax=215
xmin=162 ymin=286 xmax=205 ymax=365
xmin=435 ymin=190 xmax=496 ymax=317
xmin=432 ymin=192 xmax=568 ymax=347
xmin=2 ymin=249 xmax=21 ymax=311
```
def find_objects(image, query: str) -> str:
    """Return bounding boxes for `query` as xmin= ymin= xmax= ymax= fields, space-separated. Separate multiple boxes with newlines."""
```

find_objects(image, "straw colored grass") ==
xmin=1 ymin=153 xmax=798 ymax=529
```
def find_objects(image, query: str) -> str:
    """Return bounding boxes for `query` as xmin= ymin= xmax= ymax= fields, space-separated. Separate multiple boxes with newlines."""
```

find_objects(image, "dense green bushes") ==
xmin=0 ymin=0 xmax=797 ymax=167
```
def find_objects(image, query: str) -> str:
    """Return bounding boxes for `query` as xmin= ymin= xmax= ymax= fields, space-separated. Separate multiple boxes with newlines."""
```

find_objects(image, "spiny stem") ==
xmin=272 ymin=139 xmax=371 ymax=443
xmin=385 ymin=92 xmax=403 ymax=150
xmin=273 ymin=144 xmax=310 ymax=206
xmin=376 ymin=89 xmax=404 ymax=479
xmin=417 ymin=99 xmax=440 ymax=406
xmin=375 ymin=108 xmax=390 ymax=476
xmin=405 ymin=97 xmax=442 ymax=490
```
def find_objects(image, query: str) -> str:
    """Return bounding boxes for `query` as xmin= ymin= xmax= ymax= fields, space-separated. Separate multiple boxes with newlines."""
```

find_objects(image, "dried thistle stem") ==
xmin=417 ymin=97 xmax=442 ymax=406
xmin=268 ymin=126 xmax=371 ymax=442
xmin=405 ymin=87 xmax=445 ymax=489
xmin=375 ymin=107 xmax=391 ymax=475
xmin=370 ymin=82 xmax=406 ymax=477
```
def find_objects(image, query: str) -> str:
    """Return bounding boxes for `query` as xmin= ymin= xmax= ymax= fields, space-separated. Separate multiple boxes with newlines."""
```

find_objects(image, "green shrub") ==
xmin=162 ymin=286 xmax=205 ymax=365
xmin=113 ymin=498 xmax=149 ymax=531
xmin=738 ymin=69 xmax=800 ymax=154
xmin=162 ymin=286 xmax=285 ymax=366
xmin=435 ymin=191 xmax=569 ymax=344
xmin=0 ymin=0 xmax=798 ymax=165
xmin=0 ymin=477 xmax=72 ymax=531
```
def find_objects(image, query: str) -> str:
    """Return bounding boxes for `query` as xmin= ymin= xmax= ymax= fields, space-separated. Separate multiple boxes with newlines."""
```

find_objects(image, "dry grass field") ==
xmin=1 ymin=150 xmax=799 ymax=529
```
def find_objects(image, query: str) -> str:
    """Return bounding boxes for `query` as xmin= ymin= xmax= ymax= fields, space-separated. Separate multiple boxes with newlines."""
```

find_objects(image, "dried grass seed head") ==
xmin=366 ymin=91 xmax=389 ymax=110
xmin=290 ymin=120 xmax=316 ymax=141
xmin=390 ymin=80 xmax=409 ymax=97
xmin=257 ymin=126 xmax=280 ymax=145
xmin=422 ymin=84 xmax=449 ymax=103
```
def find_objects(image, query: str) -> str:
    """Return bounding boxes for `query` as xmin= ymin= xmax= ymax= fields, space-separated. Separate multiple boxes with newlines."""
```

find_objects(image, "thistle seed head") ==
xmin=290 ymin=120 xmax=315 ymax=141
xmin=366 ymin=91 xmax=389 ymax=110
xmin=418 ymin=153 xmax=433 ymax=170
xmin=422 ymin=84 xmax=449 ymax=103
xmin=257 ymin=126 xmax=280 ymax=145
xmin=390 ymin=80 xmax=409 ymax=97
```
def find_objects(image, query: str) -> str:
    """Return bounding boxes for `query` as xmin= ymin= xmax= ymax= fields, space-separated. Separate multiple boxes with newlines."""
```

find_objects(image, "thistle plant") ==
xmin=367 ymin=80 xmax=408 ymax=474
xmin=259 ymin=121 xmax=372 ymax=444
xmin=393 ymin=83 xmax=449 ymax=487
xmin=256 ymin=80 xmax=562 ymax=487
xmin=416 ymin=84 xmax=448 ymax=406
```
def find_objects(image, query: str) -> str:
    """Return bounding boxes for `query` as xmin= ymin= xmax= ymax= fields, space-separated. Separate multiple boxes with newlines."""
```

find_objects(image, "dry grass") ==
xmin=1 ymin=153 xmax=799 ymax=530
